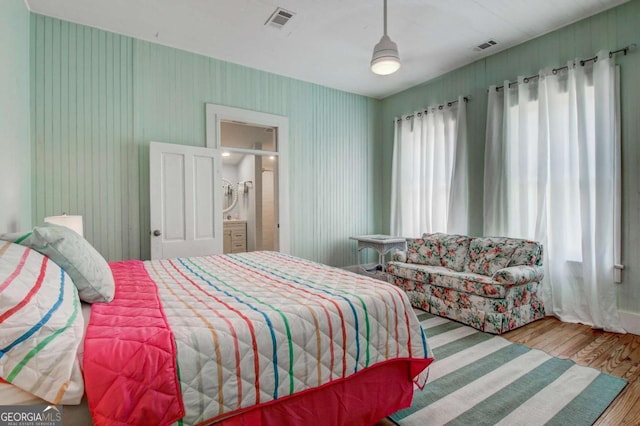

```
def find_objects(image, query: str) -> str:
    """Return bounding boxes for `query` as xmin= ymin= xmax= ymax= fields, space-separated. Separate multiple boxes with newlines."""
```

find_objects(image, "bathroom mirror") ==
xmin=222 ymin=178 xmax=238 ymax=213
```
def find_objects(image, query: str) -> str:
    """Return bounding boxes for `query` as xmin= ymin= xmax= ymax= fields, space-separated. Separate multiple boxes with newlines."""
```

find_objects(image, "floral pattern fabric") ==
xmin=466 ymin=237 xmax=519 ymax=276
xmin=437 ymin=234 xmax=471 ymax=272
xmin=406 ymin=237 xmax=441 ymax=266
xmin=388 ymin=276 xmax=545 ymax=334
xmin=507 ymin=239 xmax=544 ymax=267
xmin=387 ymin=262 xmax=505 ymax=298
xmin=389 ymin=276 xmax=542 ymax=312
xmin=391 ymin=251 xmax=407 ymax=263
xmin=386 ymin=232 xmax=545 ymax=334
xmin=492 ymin=265 xmax=544 ymax=285
xmin=428 ymin=293 xmax=545 ymax=334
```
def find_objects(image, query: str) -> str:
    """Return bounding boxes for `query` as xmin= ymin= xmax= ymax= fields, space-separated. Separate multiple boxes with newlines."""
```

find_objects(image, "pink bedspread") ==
xmin=83 ymin=260 xmax=184 ymax=426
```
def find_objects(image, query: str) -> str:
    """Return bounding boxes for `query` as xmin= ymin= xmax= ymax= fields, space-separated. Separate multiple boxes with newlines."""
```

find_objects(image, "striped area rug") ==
xmin=391 ymin=311 xmax=627 ymax=426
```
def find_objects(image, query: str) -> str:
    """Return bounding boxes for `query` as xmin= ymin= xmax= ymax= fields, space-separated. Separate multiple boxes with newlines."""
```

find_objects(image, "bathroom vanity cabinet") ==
xmin=223 ymin=220 xmax=247 ymax=254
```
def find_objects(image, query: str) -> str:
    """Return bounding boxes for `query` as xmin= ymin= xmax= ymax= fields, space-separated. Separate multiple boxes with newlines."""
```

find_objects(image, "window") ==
xmin=390 ymin=100 xmax=468 ymax=237
xmin=484 ymin=54 xmax=623 ymax=331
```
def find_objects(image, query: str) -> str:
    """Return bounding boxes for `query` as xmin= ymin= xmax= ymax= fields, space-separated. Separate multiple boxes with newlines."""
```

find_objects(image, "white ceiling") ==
xmin=25 ymin=0 xmax=629 ymax=99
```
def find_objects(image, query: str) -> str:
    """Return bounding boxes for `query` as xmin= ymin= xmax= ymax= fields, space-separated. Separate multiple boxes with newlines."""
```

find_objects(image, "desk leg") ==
xmin=357 ymin=244 xmax=378 ymax=272
xmin=357 ymin=244 xmax=371 ymax=271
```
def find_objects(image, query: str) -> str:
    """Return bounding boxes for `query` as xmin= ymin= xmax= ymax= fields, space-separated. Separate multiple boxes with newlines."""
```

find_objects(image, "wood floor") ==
xmin=377 ymin=316 xmax=640 ymax=425
xmin=502 ymin=316 xmax=640 ymax=425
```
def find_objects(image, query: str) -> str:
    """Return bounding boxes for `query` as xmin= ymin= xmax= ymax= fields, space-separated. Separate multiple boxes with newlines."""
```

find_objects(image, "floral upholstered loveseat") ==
xmin=386 ymin=233 xmax=545 ymax=334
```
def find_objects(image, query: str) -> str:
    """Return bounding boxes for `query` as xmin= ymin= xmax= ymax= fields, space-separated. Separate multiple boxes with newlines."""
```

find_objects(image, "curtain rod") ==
xmin=396 ymin=96 xmax=470 ymax=122
xmin=492 ymin=44 xmax=636 ymax=92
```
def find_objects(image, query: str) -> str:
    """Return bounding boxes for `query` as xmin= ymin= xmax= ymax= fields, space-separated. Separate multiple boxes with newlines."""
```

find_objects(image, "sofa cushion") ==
xmin=466 ymin=237 xmax=519 ymax=276
xmin=508 ymin=239 xmax=543 ymax=267
xmin=437 ymin=234 xmax=470 ymax=272
xmin=406 ymin=237 xmax=441 ymax=266
xmin=386 ymin=261 xmax=508 ymax=298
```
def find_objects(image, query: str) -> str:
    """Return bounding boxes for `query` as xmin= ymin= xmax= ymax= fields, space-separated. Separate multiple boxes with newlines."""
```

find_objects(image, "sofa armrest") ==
xmin=391 ymin=251 xmax=407 ymax=263
xmin=492 ymin=265 xmax=544 ymax=285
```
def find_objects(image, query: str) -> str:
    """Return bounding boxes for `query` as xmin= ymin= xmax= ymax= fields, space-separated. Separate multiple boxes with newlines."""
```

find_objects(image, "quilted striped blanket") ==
xmin=85 ymin=251 xmax=432 ymax=425
xmin=149 ymin=251 xmax=431 ymax=424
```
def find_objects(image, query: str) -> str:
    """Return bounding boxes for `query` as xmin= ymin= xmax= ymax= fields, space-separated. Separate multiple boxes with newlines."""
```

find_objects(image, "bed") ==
xmin=0 ymin=226 xmax=433 ymax=425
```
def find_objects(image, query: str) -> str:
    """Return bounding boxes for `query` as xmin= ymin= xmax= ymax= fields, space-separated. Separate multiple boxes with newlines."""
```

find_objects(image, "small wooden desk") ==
xmin=350 ymin=235 xmax=407 ymax=271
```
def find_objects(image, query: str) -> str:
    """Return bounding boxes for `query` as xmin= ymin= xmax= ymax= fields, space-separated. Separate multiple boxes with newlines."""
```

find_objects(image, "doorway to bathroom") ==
xmin=220 ymin=121 xmax=279 ymax=253
xmin=206 ymin=103 xmax=290 ymax=255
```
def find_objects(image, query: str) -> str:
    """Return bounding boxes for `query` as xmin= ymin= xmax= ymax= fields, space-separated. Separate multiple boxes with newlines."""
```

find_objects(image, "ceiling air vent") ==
xmin=473 ymin=39 xmax=497 ymax=52
xmin=265 ymin=7 xmax=295 ymax=29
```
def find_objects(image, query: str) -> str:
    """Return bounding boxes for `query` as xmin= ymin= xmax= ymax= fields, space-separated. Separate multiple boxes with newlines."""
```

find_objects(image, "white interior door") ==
xmin=150 ymin=141 xmax=222 ymax=259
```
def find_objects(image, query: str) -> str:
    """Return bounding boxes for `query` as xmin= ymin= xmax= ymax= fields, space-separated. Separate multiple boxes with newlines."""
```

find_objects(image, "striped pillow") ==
xmin=0 ymin=241 xmax=85 ymax=404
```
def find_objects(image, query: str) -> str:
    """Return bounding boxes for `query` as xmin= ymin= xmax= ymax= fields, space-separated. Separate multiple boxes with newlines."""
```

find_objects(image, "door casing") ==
xmin=206 ymin=104 xmax=290 ymax=254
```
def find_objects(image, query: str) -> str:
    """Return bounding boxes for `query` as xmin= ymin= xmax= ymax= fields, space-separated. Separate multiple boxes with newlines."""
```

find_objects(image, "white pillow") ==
xmin=2 ymin=224 xmax=114 ymax=303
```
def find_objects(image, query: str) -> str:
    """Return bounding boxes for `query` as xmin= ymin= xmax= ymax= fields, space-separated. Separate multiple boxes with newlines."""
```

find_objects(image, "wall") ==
xmin=238 ymin=155 xmax=255 ymax=251
xmin=380 ymin=0 xmax=640 ymax=315
xmin=30 ymin=14 xmax=381 ymax=266
xmin=261 ymin=169 xmax=276 ymax=251
xmin=0 ymin=0 xmax=31 ymax=232
xmin=222 ymin=164 xmax=240 ymax=219
xmin=30 ymin=15 xmax=134 ymax=260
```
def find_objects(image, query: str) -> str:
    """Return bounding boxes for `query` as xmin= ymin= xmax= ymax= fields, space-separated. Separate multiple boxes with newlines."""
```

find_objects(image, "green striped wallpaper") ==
xmin=380 ymin=0 xmax=640 ymax=313
xmin=30 ymin=15 xmax=134 ymax=261
xmin=30 ymin=15 xmax=381 ymax=265
xmin=0 ymin=0 xmax=31 ymax=232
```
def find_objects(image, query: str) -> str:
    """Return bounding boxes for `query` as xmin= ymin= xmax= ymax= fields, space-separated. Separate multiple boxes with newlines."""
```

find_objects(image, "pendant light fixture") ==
xmin=370 ymin=0 xmax=400 ymax=75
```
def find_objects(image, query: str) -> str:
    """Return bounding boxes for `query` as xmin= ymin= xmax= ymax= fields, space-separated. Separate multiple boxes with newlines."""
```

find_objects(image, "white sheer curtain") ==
xmin=391 ymin=97 xmax=468 ymax=237
xmin=484 ymin=76 xmax=542 ymax=239
xmin=484 ymin=51 xmax=624 ymax=332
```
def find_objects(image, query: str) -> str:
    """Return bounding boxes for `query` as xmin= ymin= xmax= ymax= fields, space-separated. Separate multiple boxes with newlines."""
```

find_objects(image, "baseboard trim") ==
xmin=619 ymin=310 xmax=640 ymax=336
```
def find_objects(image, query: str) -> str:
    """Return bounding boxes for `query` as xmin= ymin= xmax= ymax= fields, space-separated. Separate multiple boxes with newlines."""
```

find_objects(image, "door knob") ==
xmin=153 ymin=229 xmax=162 ymax=237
